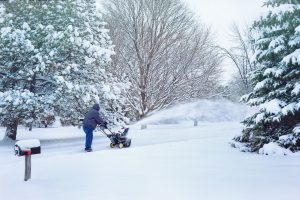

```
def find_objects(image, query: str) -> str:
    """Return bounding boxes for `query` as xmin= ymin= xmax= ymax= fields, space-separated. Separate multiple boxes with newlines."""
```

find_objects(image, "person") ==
xmin=82 ymin=103 xmax=107 ymax=152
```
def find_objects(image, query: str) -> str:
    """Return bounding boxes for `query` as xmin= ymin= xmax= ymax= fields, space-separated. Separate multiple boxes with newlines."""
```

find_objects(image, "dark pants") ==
xmin=83 ymin=125 xmax=94 ymax=149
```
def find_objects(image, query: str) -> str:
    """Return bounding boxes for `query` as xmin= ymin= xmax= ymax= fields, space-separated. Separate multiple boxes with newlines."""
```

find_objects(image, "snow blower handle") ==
xmin=100 ymin=121 xmax=108 ymax=129
xmin=99 ymin=128 xmax=109 ymax=137
xmin=98 ymin=125 xmax=115 ymax=137
xmin=106 ymin=128 xmax=114 ymax=135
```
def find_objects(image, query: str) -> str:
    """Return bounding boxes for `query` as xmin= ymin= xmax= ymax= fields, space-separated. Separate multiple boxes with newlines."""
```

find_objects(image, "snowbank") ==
xmin=137 ymin=99 xmax=253 ymax=125
xmin=259 ymin=142 xmax=292 ymax=156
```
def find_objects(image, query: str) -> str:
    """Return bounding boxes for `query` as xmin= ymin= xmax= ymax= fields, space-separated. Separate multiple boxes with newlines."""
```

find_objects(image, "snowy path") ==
xmin=0 ymin=122 xmax=299 ymax=200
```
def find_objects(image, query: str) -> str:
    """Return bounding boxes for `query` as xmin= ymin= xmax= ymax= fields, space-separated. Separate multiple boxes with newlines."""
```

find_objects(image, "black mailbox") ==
xmin=15 ymin=139 xmax=41 ymax=156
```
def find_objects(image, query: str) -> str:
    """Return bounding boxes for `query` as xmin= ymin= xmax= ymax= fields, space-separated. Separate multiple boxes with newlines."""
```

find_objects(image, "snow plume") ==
xmin=136 ymin=99 xmax=253 ymax=125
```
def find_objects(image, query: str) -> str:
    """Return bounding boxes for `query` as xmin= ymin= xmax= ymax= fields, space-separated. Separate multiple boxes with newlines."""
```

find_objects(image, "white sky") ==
xmin=182 ymin=0 xmax=268 ymax=82
xmin=183 ymin=0 xmax=266 ymax=47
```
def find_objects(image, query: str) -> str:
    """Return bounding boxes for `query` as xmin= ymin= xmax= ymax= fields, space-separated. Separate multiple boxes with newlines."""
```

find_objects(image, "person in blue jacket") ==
xmin=82 ymin=103 xmax=107 ymax=152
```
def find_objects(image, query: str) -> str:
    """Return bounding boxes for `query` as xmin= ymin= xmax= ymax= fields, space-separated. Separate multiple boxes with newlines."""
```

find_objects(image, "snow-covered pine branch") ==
xmin=0 ymin=0 xmax=127 ymax=141
xmin=234 ymin=1 xmax=300 ymax=152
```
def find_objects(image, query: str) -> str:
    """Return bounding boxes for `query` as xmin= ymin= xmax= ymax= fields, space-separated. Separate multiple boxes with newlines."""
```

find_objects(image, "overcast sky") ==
xmin=182 ymin=0 xmax=268 ymax=82
xmin=183 ymin=0 xmax=266 ymax=47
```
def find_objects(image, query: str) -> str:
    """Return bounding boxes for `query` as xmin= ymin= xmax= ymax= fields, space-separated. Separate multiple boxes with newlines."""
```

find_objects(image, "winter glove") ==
xmin=102 ymin=121 xmax=108 ymax=129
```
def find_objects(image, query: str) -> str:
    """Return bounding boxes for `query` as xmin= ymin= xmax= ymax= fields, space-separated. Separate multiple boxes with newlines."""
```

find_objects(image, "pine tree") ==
xmin=0 ymin=0 xmax=127 ymax=140
xmin=234 ymin=0 xmax=300 ymax=152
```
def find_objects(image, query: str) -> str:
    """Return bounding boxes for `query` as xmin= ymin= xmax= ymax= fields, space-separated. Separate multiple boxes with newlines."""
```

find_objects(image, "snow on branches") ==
xmin=234 ymin=1 xmax=300 ymax=153
xmin=0 ymin=0 xmax=127 ymax=140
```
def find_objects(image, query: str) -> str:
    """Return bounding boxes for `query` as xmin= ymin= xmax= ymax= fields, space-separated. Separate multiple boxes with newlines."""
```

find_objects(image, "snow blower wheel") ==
xmin=110 ymin=143 xmax=115 ymax=148
xmin=118 ymin=143 xmax=124 ymax=149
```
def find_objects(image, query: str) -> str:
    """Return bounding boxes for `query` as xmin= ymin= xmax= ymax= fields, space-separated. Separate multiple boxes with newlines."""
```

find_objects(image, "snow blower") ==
xmin=99 ymin=127 xmax=131 ymax=149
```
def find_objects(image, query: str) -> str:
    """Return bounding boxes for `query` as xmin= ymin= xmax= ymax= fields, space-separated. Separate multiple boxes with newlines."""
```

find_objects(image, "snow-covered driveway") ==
xmin=0 ymin=122 xmax=299 ymax=200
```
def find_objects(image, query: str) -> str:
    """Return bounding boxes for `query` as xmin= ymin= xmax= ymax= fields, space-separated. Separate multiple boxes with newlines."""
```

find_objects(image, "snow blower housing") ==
xmin=100 ymin=127 xmax=131 ymax=149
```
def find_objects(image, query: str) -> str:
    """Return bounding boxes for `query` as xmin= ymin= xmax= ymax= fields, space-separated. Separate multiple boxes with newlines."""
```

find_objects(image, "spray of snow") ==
xmin=136 ymin=99 xmax=253 ymax=125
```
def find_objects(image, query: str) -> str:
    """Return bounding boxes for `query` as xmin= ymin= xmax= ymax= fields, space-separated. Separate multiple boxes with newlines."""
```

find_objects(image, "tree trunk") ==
xmin=29 ymin=123 xmax=33 ymax=131
xmin=194 ymin=119 xmax=198 ymax=127
xmin=5 ymin=119 xmax=19 ymax=140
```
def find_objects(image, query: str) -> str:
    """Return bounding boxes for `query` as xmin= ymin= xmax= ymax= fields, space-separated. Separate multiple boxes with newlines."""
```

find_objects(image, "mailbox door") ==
xmin=30 ymin=146 xmax=41 ymax=155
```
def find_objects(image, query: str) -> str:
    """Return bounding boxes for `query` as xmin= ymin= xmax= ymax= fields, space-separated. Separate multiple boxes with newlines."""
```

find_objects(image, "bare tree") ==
xmin=103 ymin=0 xmax=222 ymax=119
xmin=220 ymin=23 xmax=257 ymax=96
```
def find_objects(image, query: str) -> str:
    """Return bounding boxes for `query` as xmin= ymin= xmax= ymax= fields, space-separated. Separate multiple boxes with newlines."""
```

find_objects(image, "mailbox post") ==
xmin=14 ymin=139 xmax=41 ymax=181
xmin=25 ymin=154 xmax=31 ymax=181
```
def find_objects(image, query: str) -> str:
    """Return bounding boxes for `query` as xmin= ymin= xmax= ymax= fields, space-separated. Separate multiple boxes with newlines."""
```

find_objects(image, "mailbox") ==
xmin=15 ymin=139 xmax=41 ymax=181
xmin=15 ymin=139 xmax=41 ymax=156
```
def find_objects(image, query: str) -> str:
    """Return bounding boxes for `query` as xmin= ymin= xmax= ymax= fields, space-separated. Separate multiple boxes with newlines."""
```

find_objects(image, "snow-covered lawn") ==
xmin=0 ymin=122 xmax=299 ymax=200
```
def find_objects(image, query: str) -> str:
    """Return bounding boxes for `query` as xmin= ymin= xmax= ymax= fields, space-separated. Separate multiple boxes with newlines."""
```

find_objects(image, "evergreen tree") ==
xmin=234 ymin=0 xmax=300 ymax=152
xmin=0 ymin=0 xmax=127 ymax=140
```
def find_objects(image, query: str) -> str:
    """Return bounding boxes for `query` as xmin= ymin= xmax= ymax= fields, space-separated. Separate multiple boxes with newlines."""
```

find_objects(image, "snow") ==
xmin=84 ymin=56 xmax=95 ymax=64
xmin=278 ymin=134 xmax=296 ymax=147
xmin=51 ymin=117 xmax=62 ymax=128
xmin=268 ymin=35 xmax=285 ymax=53
xmin=263 ymin=68 xmax=275 ymax=76
xmin=1 ymin=27 xmax=12 ymax=37
xmin=254 ymin=78 xmax=269 ymax=91
xmin=282 ymin=103 xmax=296 ymax=115
xmin=0 ymin=5 xmax=5 ymax=23
xmin=294 ymin=125 xmax=300 ymax=134
xmin=283 ymin=49 xmax=300 ymax=65
xmin=49 ymin=50 xmax=55 ymax=57
xmin=296 ymin=25 xmax=300 ymax=33
xmin=15 ymin=139 xmax=40 ymax=149
xmin=0 ymin=122 xmax=299 ymax=200
xmin=259 ymin=99 xmax=282 ymax=114
xmin=136 ymin=99 xmax=252 ymax=125
xmin=0 ymin=97 xmax=298 ymax=199
xmin=255 ymin=112 xmax=265 ymax=123
xmin=263 ymin=68 xmax=283 ymax=77
xmin=230 ymin=141 xmax=250 ymax=152
xmin=266 ymin=4 xmax=299 ymax=18
xmin=259 ymin=142 xmax=292 ymax=156
xmin=292 ymin=83 xmax=300 ymax=95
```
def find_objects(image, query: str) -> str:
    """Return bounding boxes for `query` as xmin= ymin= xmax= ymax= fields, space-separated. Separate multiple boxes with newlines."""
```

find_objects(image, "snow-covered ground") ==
xmin=0 ymin=121 xmax=299 ymax=200
xmin=0 ymin=101 xmax=299 ymax=200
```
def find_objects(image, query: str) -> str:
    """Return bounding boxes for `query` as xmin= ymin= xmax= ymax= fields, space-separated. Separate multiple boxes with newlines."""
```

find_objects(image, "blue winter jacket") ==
xmin=83 ymin=104 xmax=106 ymax=130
